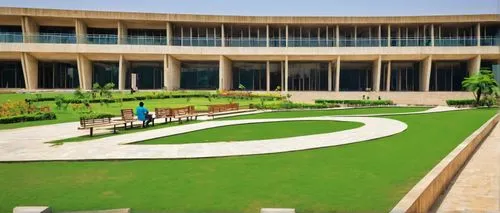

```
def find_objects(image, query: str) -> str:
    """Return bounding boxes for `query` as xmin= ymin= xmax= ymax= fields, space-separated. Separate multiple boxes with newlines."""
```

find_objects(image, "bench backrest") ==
xmin=121 ymin=109 xmax=135 ymax=121
xmin=155 ymin=108 xmax=171 ymax=118
xmin=80 ymin=117 xmax=112 ymax=128
xmin=208 ymin=103 xmax=239 ymax=113
xmin=171 ymin=106 xmax=195 ymax=117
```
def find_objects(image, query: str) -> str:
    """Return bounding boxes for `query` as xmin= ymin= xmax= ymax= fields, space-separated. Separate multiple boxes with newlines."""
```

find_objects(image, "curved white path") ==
xmin=0 ymin=116 xmax=407 ymax=161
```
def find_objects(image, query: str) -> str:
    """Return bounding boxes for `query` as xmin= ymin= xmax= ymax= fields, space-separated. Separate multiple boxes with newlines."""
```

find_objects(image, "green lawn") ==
xmin=140 ymin=120 xmax=363 ymax=144
xmin=224 ymin=107 xmax=430 ymax=120
xmin=0 ymin=96 xmax=279 ymax=130
xmin=0 ymin=109 xmax=496 ymax=213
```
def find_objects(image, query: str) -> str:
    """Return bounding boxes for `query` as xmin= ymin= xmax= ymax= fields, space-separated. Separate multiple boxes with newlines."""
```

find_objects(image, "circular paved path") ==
xmin=0 ymin=116 xmax=407 ymax=161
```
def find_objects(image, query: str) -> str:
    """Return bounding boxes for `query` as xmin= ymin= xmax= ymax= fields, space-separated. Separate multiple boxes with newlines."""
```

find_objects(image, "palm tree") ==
xmin=462 ymin=69 xmax=500 ymax=106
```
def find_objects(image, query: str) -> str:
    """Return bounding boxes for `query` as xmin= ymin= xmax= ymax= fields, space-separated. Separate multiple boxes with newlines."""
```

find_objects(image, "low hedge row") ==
xmin=315 ymin=99 xmax=394 ymax=106
xmin=446 ymin=99 xmax=476 ymax=106
xmin=0 ymin=112 xmax=56 ymax=124
xmin=250 ymin=102 xmax=340 ymax=110
xmin=26 ymin=93 xmax=280 ymax=104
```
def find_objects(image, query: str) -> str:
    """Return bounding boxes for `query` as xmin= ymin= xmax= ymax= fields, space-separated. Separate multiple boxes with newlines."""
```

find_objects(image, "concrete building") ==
xmin=0 ymin=7 xmax=499 ymax=104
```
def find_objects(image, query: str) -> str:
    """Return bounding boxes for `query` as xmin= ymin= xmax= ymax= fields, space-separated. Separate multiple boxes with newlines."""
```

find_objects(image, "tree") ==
xmin=462 ymin=69 xmax=500 ymax=106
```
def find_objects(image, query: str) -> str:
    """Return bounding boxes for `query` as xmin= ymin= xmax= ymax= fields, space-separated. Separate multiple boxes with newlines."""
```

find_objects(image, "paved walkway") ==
xmin=434 ymin=122 xmax=500 ymax=213
xmin=0 ymin=116 xmax=406 ymax=161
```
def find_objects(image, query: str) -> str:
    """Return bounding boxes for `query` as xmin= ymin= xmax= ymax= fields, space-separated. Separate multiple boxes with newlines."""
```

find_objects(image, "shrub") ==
xmin=0 ymin=101 xmax=30 ymax=117
xmin=250 ymin=102 xmax=339 ymax=110
xmin=315 ymin=99 xmax=394 ymax=106
xmin=0 ymin=112 xmax=56 ymax=124
xmin=446 ymin=99 xmax=475 ymax=106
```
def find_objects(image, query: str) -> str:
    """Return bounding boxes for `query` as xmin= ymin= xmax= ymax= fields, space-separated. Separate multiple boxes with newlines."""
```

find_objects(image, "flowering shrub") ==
xmin=0 ymin=101 xmax=30 ymax=117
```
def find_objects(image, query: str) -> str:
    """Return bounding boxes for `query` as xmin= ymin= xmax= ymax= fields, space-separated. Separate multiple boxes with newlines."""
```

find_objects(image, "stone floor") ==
xmin=434 ymin=122 xmax=500 ymax=213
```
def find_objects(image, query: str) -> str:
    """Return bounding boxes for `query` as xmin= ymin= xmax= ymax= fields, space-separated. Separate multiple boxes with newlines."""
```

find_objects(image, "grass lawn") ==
xmin=0 ymin=96 xmax=279 ymax=130
xmin=223 ymin=107 xmax=430 ymax=120
xmin=140 ymin=120 xmax=363 ymax=144
xmin=50 ymin=107 xmax=429 ymax=144
xmin=0 ymin=108 xmax=496 ymax=212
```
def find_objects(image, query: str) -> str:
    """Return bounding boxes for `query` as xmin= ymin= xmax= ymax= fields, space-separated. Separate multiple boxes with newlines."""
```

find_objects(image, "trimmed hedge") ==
xmin=79 ymin=112 xmax=115 ymax=120
xmin=446 ymin=99 xmax=476 ymax=106
xmin=26 ymin=93 xmax=281 ymax=104
xmin=250 ymin=102 xmax=340 ymax=110
xmin=315 ymin=99 xmax=394 ymax=106
xmin=0 ymin=112 xmax=56 ymax=124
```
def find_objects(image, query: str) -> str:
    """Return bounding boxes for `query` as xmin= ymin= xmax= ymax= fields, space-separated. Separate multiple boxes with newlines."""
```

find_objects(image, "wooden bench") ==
xmin=79 ymin=117 xmax=119 ymax=136
xmin=155 ymin=107 xmax=172 ymax=123
xmin=171 ymin=106 xmax=198 ymax=123
xmin=120 ymin=109 xmax=138 ymax=128
xmin=207 ymin=103 xmax=239 ymax=117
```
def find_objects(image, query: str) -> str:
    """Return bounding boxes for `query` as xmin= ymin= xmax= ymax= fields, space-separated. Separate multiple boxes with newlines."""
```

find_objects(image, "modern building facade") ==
xmin=0 ymin=7 xmax=499 ymax=104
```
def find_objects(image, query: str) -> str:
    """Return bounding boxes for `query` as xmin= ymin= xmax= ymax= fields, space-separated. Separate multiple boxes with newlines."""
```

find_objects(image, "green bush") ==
xmin=446 ymin=99 xmax=475 ymax=106
xmin=250 ymin=102 xmax=340 ymax=110
xmin=0 ymin=112 xmax=56 ymax=124
xmin=315 ymin=99 xmax=394 ymax=106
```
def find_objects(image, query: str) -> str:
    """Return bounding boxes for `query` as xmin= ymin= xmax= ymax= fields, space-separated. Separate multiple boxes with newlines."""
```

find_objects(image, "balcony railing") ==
xmin=480 ymin=36 xmax=500 ymax=46
xmin=25 ymin=33 xmax=77 ymax=44
xmin=339 ymin=38 xmax=384 ymax=47
xmin=391 ymin=38 xmax=431 ymax=47
xmin=288 ymin=38 xmax=335 ymax=47
xmin=171 ymin=37 xmax=222 ymax=46
xmin=0 ymin=32 xmax=23 ymax=43
xmin=434 ymin=37 xmax=478 ymax=46
xmin=126 ymin=35 xmax=166 ymax=45
xmin=225 ymin=38 xmax=266 ymax=47
xmin=85 ymin=34 xmax=118 ymax=44
xmin=269 ymin=38 xmax=286 ymax=47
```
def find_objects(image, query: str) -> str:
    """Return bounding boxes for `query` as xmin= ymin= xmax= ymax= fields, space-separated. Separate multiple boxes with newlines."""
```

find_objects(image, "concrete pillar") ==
xmin=420 ymin=56 xmax=432 ymax=91
xmin=328 ymin=61 xmax=332 ymax=91
xmin=386 ymin=61 xmax=391 ymax=91
xmin=285 ymin=25 xmax=289 ymax=47
xmin=476 ymin=23 xmax=481 ymax=46
xmin=219 ymin=56 xmax=232 ymax=90
xmin=372 ymin=56 xmax=382 ymax=91
xmin=335 ymin=56 xmax=340 ymax=92
xmin=75 ymin=19 xmax=88 ymax=44
xmin=284 ymin=56 xmax=289 ymax=91
xmin=221 ymin=24 xmax=225 ymax=47
xmin=468 ymin=55 xmax=481 ymax=76
xmin=430 ymin=24 xmax=435 ymax=46
xmin=165 ymin=55 xmax=181 ymax=90
xmin=166 ymin=22 xmax=173 ymax=46
xmin=378 ymin=25 xmax=382 ymax=47
xmin=77 ymin=54 xmax=92 ymax=90
xmin=21 ymin=16 xmax=38 ymax=43
xmin=266 ymin=61 xmax=270 ymax=91
xmin=266 ymin=25 xmax=270 ymax=47
xmin=336 ymin=25 xmax=340 ymax=47
xmin=118 ymin=54 xmax=127 ymax=90
xmin=118 ymin=21 xmax=128 ymax=44
xmin=20 ymin=53 xmax=38 ymax=90
xmin=387 ymin=25 xmax=391 ymax=47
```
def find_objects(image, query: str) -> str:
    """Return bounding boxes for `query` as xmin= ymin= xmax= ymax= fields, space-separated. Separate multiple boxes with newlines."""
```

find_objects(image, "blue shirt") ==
xmin=136 ymin=106 xmax=149 ymax=121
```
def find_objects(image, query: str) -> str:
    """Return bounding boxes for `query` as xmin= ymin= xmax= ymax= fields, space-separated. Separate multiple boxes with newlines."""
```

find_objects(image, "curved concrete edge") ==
xmin=390 ymin=113 xmax=499 ymax=213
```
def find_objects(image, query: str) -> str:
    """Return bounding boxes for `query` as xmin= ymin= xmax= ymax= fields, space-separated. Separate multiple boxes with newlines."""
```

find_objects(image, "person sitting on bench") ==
xmin=136 ymin=101 xmax=153 ymax=128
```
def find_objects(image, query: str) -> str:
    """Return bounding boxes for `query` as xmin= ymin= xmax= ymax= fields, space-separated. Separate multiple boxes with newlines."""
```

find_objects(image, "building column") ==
xmin=468 ymin=55 xmax=481 ymax=76
xmin=266 ymin=61 xmax=270 ymax=91
xmin=221 ymin=24 xmax=225 ymax=47
xmin=476 ymin=23 xmax=481 ymax=46
xmin=386 ymin=61 xmax=391 ymax=91
xmin=335 ymin=56 xmax=340 ymax=92
xmin=336 ymin=25 xmax=340 ymax=47
xmin=75 ymin=19 xmax=87 ymax=44
xmin=420 ymin=56 xmax=432 ymax=91
xmin=166 ymin=22 xmax=173 ymax=46
xmin=165 ymin=55 xmax=180 ymax=90
xmin=118 ymin=54 xmax=127 ymax=90
xmin=284 ymin=56 xmax=289 ymax=91
xmin=328 ymin=61 xmax=332 ymax=91
xmin=219 ymin=56 xmax=232 ymax=90
xmin=21 ymin=16 xmax=38 ymax=43
xmin=20 ymin=53 xmax=38 ymax=90
xmin=118 ymin=21 xmax=128 ymax=44
xmin=372 ymin=56 xmax=382 ymax=91
xmin=285 ymin=25 xmax=289 ymax=47
xmin=77 ymin=54 xmax=92 ymax=90
xmin=387 ymin=25 xmax=391 ymax=47
xmin=266 ymin=25 xmax=270 ymax=47
xmin=430 ymin=24 xmax=435 ymax=46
